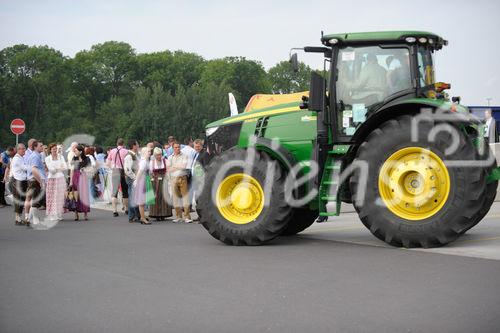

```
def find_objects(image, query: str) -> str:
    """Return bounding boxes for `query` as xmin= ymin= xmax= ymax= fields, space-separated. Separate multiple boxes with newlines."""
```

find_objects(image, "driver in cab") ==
xmin=354 ymin=53 xmax=387 ymax=93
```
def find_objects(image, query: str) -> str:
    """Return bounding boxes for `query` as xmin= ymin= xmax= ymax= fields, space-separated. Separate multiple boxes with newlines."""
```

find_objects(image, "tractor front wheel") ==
xmin=198 ymin=148 xmax=292 ymax=245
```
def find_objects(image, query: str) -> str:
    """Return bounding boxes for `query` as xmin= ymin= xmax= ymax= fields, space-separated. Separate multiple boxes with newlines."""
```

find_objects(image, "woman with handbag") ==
xmin=69 ymin=145 xmax=91 ymax=221
xmin=45 ymin=143 xmax=67 ymax=221
xmin=148 ymin=147 xmax=172 ymax=221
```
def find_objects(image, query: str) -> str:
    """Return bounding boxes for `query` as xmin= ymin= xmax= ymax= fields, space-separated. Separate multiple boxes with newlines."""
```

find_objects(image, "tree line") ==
xmin=0 ymin=41 xmax=312 ymax=147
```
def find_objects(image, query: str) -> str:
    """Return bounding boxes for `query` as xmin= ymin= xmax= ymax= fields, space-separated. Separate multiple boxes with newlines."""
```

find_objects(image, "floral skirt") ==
xmin=46 ymin=177 xmax=66 ymax=218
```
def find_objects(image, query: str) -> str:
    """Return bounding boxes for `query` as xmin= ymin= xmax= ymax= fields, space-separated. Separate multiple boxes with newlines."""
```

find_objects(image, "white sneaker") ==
xmin=184 ymin=218 xmax=193 ymax=223
xmin=173 ymin=218 xmax=182 ymax=223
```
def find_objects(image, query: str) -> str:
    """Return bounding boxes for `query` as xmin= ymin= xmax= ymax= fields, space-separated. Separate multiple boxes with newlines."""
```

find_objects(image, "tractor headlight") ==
xmin=329 ymin=38 xmax=339 ymax=44
xmin=418 ymin=37 xmax=428 ymax=43
xmin=205 ymin=126 xmax=219 ymax=137
xmin=405 ymin=37 xmax=416 ymax=43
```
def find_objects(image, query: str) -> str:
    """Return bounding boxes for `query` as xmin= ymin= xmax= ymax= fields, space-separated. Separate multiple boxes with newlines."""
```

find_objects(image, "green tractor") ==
xmin=197 ymin=31 xmax=499 ymax=248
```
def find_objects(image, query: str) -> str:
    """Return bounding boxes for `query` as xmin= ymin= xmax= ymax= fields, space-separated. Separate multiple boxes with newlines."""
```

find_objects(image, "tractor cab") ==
xmin=293 ymin=31 xmax=448 ymax=140
xmin=335 ymin=45 xmax=415 ymax=136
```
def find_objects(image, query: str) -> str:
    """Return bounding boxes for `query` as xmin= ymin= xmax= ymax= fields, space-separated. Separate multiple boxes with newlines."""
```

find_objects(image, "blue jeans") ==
xmin=126 ymin=177 xmax=140 ymax=220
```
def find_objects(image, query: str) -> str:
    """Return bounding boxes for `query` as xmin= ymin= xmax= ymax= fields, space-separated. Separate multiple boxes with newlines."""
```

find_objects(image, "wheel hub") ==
xmin=216 ymin=173 xmax=265 ymax=224
xmin=379 ymin=147 xmax=450 ymax=220
xmin=230 ymin=186 xmax=254 ymax=210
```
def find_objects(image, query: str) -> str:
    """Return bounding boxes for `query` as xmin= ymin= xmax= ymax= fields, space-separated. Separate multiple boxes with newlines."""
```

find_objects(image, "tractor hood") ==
xmin=206 ymin=92 xmax=308 ymax=130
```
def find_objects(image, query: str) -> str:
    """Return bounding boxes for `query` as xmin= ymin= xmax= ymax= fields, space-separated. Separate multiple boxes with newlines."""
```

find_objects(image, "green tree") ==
xmin=267 ymin=60 xmax=311 ymax=94
xmin=0 ymin=44 xmax=68 ymax=143
xmin=137 ymin=51 xmax=205 ymax=92
xmin=200 ymin=57 xmax=270 ymax=106
xmin=71 ymin=41 xmax=138 ymax=115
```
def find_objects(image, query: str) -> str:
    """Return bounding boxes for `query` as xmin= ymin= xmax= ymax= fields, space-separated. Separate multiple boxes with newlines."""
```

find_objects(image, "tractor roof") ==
xmin=321 ymin=31 xmax=447 ymax=49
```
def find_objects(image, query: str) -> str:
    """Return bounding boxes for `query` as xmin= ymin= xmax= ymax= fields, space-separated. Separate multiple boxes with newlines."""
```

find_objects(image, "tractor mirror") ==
xmin=290 ymin=53 xmax=299 ymax=73
xmin=308 ymin=71 xmax=326 ymax=112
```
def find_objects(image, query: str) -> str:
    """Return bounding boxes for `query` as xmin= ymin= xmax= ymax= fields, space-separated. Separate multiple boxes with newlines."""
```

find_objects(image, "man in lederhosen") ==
xmin=106 ymin=138 xmax=129 ymax=217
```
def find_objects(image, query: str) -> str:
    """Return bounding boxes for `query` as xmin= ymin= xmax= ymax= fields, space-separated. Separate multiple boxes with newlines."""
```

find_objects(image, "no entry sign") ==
xmin=10 ymin=118 xmax=25 ymax=135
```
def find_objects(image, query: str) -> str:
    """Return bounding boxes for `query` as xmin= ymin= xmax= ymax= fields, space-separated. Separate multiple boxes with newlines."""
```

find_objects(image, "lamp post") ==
xmin=486 ymin=98 xmax=492 ymax=107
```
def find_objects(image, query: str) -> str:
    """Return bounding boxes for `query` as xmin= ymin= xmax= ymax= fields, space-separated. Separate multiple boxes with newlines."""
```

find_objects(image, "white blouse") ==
xmin=11 ymin=154 xmax=27 ymax=181
xmin=149 ymin=158 xmax=167 ymax=173
xmin=45 ymin=155 xmax=68 ymax=179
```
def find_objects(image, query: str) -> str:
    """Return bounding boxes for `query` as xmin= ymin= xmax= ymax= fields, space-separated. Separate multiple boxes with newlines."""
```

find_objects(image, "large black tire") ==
xmin=281 ymin=208 xmax=318 ymax=236
xmin=198 ymin=148 xmax=292 ymax=245
xmin=462 ymin=143 xmax=498 ymax=234
xmin=350 ymin=115 xmax=486 ymax=248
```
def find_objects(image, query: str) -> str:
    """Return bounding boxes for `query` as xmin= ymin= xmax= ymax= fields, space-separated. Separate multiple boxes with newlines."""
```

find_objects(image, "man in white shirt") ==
xmin=181 ymin=144 xmax=196 ymax=170
xmin=167 ymin=142 xmax=191 ymax=223
xmin=25 ymin=141 xmax=47 ymax=228
xmin=23 ymin=138 xmax=36 ymax=164
xmin=124 ymin=140 xmax=140 ymax=222
xmin=484 ymin=109 xmax=497 ymax=144
xmin=106 ymin=138 xmax=130 ymax=217
xmin=11 ymin=143 xmax=28 ymax=225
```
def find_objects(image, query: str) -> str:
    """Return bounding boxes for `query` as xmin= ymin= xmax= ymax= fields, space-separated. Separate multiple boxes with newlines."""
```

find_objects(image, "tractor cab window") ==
xmin=417 ymin=47 xmax=435 ymax=87
xmin=335 ymin=46 xmax=411 ymax=136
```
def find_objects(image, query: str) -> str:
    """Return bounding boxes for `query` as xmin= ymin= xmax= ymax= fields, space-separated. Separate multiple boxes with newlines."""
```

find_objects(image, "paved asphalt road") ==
xmin=1 ymin=205 xmax=500 ymax=333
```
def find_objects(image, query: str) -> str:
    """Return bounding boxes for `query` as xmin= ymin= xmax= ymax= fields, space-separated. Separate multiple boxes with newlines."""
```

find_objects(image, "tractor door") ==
xmin=331 ymin=45 xmax=414 ymax=142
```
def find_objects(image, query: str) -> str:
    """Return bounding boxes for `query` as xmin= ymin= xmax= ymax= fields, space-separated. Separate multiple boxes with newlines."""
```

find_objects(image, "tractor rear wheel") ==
xmin=350 ymin=115 xmax=485 ymax=248
xmin=281 ymin=208 xmax=318 ymax=236
xmin=198 ymin=148 xmax=292 ymax=245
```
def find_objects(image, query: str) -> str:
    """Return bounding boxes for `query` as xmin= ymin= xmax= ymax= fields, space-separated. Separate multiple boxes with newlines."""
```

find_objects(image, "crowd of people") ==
xmin=0 ymin=136 xmax=208 ymax=229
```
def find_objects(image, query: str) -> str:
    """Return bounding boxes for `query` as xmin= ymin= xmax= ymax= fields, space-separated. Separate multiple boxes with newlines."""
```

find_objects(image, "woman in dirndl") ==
xmin=70 ymin=145 xmax=91 ymax=221
xmin=45 ymin=143 xmax=67 ymax=221
xmin=133 ymin=147 xmax=152 ymax=225
xmin=149 ymin=147 xmax=172 ymax=221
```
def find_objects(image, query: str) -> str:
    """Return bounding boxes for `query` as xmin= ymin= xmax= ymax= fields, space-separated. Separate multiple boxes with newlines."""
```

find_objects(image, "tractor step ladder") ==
xmin=317 ymin=146 xmax=347 ymax=221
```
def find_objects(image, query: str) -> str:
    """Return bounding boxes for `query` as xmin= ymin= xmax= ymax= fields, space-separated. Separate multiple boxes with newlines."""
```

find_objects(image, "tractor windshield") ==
xmin=335 ymin=46 xmax=412 ymax=136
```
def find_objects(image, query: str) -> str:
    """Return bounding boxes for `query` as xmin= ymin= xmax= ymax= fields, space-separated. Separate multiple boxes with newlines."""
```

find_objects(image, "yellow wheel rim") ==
xmin=216 ymin=173 xmax=265 ymax=224
xmin=378 ymin=147 xmax=450 ymax=221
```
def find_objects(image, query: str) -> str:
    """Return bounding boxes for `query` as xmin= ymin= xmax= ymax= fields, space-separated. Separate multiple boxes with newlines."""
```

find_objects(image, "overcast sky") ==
xmin=1 ymin=0 xmax=499 ymax=105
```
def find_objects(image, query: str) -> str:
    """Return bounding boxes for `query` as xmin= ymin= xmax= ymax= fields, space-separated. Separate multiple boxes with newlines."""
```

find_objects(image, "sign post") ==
xmin=10 ymin=118 xmax=26 ymax=146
